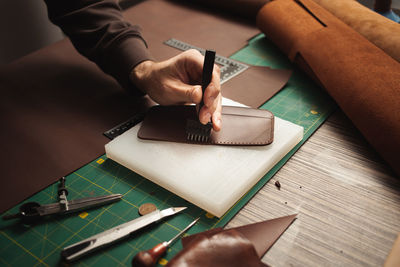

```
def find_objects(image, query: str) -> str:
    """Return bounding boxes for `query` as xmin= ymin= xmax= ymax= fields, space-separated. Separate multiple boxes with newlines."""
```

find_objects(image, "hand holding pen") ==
xmin=130 ymin=49 xmax=222 ymax=131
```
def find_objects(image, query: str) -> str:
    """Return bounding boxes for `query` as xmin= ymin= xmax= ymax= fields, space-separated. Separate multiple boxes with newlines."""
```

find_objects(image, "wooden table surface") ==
xmin=228 ymin=110 xmax=400 ymax=266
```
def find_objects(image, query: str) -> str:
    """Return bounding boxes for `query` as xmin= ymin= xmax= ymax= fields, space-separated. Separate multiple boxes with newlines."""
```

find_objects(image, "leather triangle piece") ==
xmin=182 ymin=214 xmax=297 ymax=258
xmin=169 ymin=229 xmax=269 ymax=267
xmin=233 ymin=214 xmax=297 ymax=257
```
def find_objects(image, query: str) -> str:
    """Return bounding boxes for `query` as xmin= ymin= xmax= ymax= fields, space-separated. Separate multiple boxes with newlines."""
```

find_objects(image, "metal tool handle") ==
xmin=198 ymin=50 xmax=216 ymax=116
xmin=62 ymin=210 xmax=163 ymax=261
xmin=61 ymin=207 xmax=185 ymax=261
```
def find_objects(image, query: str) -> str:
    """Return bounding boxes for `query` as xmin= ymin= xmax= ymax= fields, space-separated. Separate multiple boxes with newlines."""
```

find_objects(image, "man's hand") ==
xmin=130 ymin=49 xmax=222 ymax=131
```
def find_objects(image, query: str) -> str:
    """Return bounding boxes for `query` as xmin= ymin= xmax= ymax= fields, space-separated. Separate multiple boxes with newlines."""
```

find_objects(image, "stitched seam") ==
xmin=212 ymin=139 xmax=273 ymax=145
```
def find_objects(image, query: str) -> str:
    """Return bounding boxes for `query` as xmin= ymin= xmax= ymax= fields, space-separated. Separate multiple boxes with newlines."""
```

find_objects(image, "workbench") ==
xmin=227 ymin=36 xmax=400 ymax=266
xmin=230 ymin=109 xmax=400 ymax=266
xmin=1 ymin=1 xmax=399 ymax=266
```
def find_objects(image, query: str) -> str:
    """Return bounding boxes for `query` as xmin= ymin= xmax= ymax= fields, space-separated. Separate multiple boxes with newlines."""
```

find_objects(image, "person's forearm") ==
xmin=43 ymin=0 xmax=153 ymax=94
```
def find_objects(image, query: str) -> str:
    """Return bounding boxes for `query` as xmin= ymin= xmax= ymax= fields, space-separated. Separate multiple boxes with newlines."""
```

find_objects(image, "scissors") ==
xmin=2 ymin=177 xmax=122 ymax=223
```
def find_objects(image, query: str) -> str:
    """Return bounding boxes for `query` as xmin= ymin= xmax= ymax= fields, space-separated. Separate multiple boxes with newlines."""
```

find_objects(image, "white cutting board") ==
xmin=105 ymin=99 xmax=303 ymax=217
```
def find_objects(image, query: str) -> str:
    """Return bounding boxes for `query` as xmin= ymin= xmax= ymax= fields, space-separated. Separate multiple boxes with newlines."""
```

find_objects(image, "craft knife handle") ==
xmin=198 ymin=50 xmax=216 ymax=117
xmin=61 ymin=210 xmax=163 ymax=261
xmin=131 ymin=218 xmax=199 ymax=267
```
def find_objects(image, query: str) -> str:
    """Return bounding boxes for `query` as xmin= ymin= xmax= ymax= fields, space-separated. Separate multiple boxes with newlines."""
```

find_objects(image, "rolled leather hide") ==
xmin=257 ymin=0 xmax=400 ymax=175
xmin=312 ymin=0 xmax=400 ymax=63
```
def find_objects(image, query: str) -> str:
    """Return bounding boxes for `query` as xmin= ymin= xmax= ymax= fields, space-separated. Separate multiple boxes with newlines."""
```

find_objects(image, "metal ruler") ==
xmin=104 ymin=39 xmax=248 ymax=139
xmin=103 ymin=112 xmax=146 ymax=139
xmin=164 ymin=38 xmax=249 ymax=84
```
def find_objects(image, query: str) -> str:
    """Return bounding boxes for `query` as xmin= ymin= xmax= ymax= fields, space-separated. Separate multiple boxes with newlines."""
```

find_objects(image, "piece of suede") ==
xmin=257 ymin=0 xmax=400 ymax=175
xmin=311 ymin=0 xmax=400 ymax=62
xmin=181 ymin=214 xmax=297 ymax=258
xmin=167 ymin=214 xmax=297 ymax=266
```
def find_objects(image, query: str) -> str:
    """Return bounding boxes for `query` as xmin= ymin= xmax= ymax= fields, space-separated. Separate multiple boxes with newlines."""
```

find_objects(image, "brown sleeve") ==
xmin=43 ymin=0 xmax=153 ymax=96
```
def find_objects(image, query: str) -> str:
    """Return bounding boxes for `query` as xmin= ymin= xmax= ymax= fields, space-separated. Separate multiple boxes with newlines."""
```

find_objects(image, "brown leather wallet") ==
xmin=137 ymin=105 xmax=274 ymax=145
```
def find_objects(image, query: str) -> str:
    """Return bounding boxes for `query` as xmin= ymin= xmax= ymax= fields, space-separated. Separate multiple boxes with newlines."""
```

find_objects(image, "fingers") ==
xmin=170 ymin=49 xmax=222 ymax=130
xmin=212 ymin=95 xmax=222 ymax=131
xmin=199 ymin=63 xmax=221 ymax=131
xmin=199 ymin=94 xmax=222 ymax=131
xmin=181 ymin=49 xmax=205 ymax=82
xmin=170 ymin=83 xmax=202 ymax=105
xmin=133 ymin=49 xmax=223 ymax=131
xmin=202 ymin=65 xmax=221 ymax=108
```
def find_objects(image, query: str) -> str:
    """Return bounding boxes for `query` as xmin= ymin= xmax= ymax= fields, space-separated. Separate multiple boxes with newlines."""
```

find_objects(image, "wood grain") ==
xmin=227 ymin=110 xmax=400 ymax=266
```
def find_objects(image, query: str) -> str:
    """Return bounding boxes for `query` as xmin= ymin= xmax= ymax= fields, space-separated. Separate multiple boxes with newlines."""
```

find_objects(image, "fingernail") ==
xmin=214 ymin=118 xmax=221 ymax=131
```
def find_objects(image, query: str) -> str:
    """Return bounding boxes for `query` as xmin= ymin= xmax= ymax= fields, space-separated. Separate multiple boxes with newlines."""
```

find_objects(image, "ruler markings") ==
xmin=163 ymin=38 xmax=249 ymax=84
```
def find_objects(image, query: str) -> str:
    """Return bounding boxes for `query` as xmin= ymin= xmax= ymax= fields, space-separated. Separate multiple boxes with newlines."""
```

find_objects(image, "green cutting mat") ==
xmin=0 ymin=34 xmax=337 ymax=267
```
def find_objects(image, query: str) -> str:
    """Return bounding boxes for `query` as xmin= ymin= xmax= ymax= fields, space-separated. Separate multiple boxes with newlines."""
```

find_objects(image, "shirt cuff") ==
xmin=104 ymin=33 xmax=154 ymax=96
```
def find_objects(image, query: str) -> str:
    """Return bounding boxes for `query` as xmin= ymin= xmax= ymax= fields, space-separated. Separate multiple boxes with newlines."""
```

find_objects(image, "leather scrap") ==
xmin=167 ymin=229 xmax=268 ymax=267
xmin=222 ymin=66 xmax=292 ymax=108
xmin=125 ymin=0 xmax=260 ymax=61
xmin=182 ymin=214 xmax=297 ymax=257
xmin=167 ymin=214 xmax=297 ymax=266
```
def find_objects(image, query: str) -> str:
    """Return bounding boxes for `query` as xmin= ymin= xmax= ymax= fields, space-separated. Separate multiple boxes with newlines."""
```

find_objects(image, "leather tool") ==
xmin=61 ymin=207 xmax=186 ymax=261
xmin=2 ymin=177 xmax=122 ymax=224
xmin=185 ymin=50 xmax=215 ymax=142
xmin=131 ymin=217 xmax=199 ymax=267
